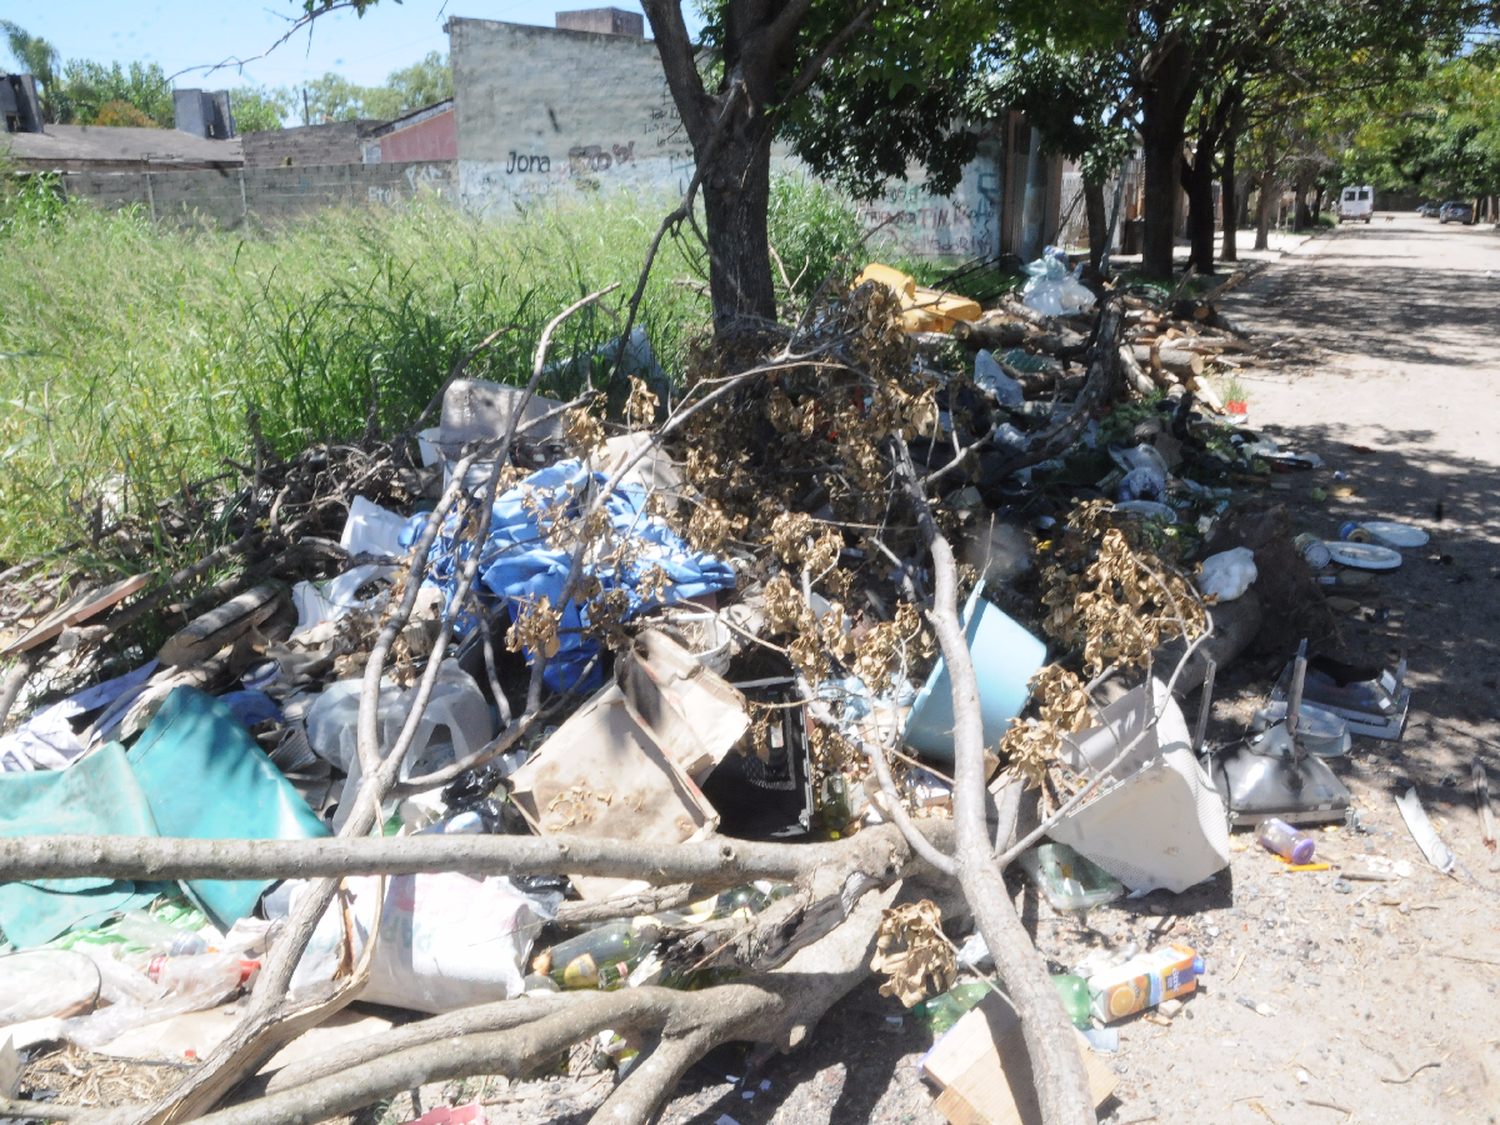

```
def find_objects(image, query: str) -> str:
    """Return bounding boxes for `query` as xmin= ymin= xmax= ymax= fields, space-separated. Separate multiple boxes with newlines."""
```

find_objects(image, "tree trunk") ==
xmin=1292 ymin=174 xmax=1312 ymax=231
xmin=1311 ymin=184 xmax=1324 ymax=221
xmin=1138 ymin=39 xmax=1197 ymax=281
xmin=1085 ymin=178 xmax=1108 ymax=272
xmin=1254 ymin=168 xmax=1273 ymax=251
xmin=702 ymin=118 xmax=778 ymax=330
xmin=1182 ymin=123 xmax=1220 ymax=274
xmin=1220 ymin=131 xmax=1238 ymax=263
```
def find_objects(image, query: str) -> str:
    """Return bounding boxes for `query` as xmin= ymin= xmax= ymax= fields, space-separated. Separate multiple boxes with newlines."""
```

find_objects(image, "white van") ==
xmin=1338 ymin=186 xmax=1373 ymax=223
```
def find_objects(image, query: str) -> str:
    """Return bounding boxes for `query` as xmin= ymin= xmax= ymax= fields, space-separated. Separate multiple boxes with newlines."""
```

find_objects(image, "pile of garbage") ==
xmin=0 ymin=252 xmax=1432 ymax=1124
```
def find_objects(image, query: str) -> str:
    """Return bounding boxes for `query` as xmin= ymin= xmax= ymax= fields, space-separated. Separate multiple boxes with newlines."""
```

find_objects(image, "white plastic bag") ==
xmin=287 ymin=871 xmax=551 ymax=1014
xmin=1021 ymin=258 xmax=1097 ymax=316
xmin=1198 ymin=547 xmax=1257 ymax=603
xmin=973 ymin=350 xmax=1025 ymax=406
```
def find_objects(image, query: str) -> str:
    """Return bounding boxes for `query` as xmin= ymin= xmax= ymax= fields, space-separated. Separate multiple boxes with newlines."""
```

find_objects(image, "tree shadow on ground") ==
xmin=1221 ymin=225 xmax=1498 ymax=368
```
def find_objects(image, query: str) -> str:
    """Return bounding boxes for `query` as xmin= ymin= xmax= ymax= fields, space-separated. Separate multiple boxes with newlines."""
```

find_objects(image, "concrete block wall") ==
xmin=59 ymin=161 xmax=455 ymax=227
xmin=241 ymin=121 xmax=386 ymax=168
xmin=449 ymin=17 xmax=692 ymax=216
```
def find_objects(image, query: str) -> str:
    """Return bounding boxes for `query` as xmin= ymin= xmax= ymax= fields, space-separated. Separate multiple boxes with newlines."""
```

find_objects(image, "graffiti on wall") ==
xmin=857 ymin=169 xmax=1001 ymax=260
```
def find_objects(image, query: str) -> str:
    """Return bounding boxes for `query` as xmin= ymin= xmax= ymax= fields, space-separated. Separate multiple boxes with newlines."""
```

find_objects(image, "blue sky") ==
xmin=0 ymin=0 xmax=681 ymax=90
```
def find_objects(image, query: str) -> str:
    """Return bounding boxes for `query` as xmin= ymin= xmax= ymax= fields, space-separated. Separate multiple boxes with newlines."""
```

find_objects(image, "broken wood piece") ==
xmin=1157 ymin=345 xmax=1206 ymax=380
xmin=0 ymin=572 xmax=153 ymax=658
xmin=158 ymin=585 xmax=281 ymax=667
xmin=923 ymin=991 xmax=1117 ymax=1125
xmin=953 ymin=319 xmax=1030 ymax=352
xmin=1474 ymin=759 xmax=1496 ymax=851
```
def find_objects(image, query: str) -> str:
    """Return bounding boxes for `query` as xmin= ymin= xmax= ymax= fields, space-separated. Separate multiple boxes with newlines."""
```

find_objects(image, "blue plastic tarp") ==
xmin=403 ymin=459 xmax=735 ymax=692
xmin=0 ymin=743 xmax=165 ymax=948
xmin=128 ymin=687 xmax=330 ymax=931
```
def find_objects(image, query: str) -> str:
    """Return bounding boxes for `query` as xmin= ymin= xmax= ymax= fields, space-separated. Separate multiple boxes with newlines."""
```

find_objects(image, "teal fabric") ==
xmin=127 ymin=687 xmax=329 ymax=931
xmin=0 ymin=743 xmax=163 ymax=948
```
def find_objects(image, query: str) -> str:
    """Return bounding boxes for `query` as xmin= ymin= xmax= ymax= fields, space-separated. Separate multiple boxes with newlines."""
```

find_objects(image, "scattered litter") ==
xmin=1198 ymin=547 xmax=1257 ymax=602
xmin=1395 ymin=787 xmax=1455 ymax=874
xmin=919 ymin=990 xmax=1116 ymax=1125
xmin=1088 ymin=944 xmax=1201 ymax=1024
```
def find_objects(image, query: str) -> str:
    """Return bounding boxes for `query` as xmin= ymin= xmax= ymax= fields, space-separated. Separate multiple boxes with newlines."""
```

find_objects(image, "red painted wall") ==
xmin=382 ymin=110 xmax=457 ymax=163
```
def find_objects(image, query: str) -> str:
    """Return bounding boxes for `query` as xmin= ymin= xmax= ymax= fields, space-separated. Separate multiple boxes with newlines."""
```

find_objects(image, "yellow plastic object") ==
xmin=855 ymin=264 xmax=981 ymax=334
xmin=912 ymin=286 xmax=982 ymax=323
xmin=853 ymin=263 xmax=916 ymax=299
xmin=900 ymin=307 xmax=953 ymax=333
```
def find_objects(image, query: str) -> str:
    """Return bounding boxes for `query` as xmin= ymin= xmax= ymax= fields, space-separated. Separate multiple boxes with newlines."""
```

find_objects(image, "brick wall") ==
xmin=58 ymin=160 xmax=455 ymax=227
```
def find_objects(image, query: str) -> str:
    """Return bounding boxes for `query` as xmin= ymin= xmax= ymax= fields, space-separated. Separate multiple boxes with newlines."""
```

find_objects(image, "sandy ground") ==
xmin=275 ymin=215 xmax=1500 ymax=1125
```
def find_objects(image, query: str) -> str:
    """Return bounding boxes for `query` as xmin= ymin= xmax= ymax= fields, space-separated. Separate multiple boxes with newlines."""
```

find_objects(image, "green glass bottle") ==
xmin=531 ymin=919 xmax=660 ymax=990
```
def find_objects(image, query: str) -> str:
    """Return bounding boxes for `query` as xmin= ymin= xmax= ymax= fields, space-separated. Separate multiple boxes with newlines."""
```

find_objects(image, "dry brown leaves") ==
xmin=870 ymin=899 xmax=957 ymax=1007
xmin=1000 ymin=501 xmax=1206 ymax=786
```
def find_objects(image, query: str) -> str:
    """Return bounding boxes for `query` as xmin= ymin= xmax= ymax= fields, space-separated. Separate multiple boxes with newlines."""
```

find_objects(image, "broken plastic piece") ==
xmin=1395 ymin=786 xmax=1455 ymax=874
xmin=1017 ymin=843 xmax=1123 ymax=914
xmin=902 ymin=583 xmax=1046 ymax=763
xmin=1050 ymin=679 xmax=1230 ymax=893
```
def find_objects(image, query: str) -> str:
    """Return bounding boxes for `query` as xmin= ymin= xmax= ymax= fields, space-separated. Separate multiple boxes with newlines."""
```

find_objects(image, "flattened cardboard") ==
xmin=509 ymin=684 xmax=717 ymax=850
xmin=617 ymin=629 xmax=748 ymax=778
xmin=921 ymin=992 xmax=1116 ymax=1125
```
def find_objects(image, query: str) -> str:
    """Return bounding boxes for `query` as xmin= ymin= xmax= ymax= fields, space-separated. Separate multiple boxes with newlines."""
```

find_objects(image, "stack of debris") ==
xmin=0 ymin=252 xmax=1425 ymax=1125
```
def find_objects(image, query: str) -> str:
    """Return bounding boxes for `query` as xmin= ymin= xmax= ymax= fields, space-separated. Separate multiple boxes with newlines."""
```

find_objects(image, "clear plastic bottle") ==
xmin=146 ymin=953 xmax=259 ymax=999
xmin=114 ymin=910 xmax=209 ymax=956
xmin=1256 ymin=817 xmax=1315 ymax=864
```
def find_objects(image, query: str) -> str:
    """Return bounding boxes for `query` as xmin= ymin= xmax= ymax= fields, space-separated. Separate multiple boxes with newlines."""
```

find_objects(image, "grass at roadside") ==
xmin=0 ymin=173 xmax=870 ymax=568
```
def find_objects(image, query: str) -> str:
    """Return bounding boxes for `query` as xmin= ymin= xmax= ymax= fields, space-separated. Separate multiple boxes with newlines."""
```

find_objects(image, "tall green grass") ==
xmin=0 ymin=175 xmax=872 ymax=565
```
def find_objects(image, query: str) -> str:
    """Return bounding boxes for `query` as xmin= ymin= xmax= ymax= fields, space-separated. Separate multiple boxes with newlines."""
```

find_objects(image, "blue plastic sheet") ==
xmin=0 ymin=743 xmax=165 ymax=948
xmin=128 ymin=687 xmax=329 ymax=931
xmin=402 ymin=459 xmax=735 ymax=692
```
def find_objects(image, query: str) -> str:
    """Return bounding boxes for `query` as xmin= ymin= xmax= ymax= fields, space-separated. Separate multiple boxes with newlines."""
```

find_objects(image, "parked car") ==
xmin=1337 ymin=185 xmax=1373 ymax=222
xmin=1439 ymin=201 xmax=1474 ymax=224
xmin=1417 ymin=200 xmax=1442 ymax=217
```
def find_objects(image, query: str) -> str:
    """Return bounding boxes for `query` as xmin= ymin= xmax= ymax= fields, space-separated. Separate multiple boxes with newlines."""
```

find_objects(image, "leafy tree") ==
xmin=300 ymin=72 xmax=372 ymax=123
xmin=230 ymin=85 xmax=296 ymax=132
xmin=0 ymin=21 xmax=61 ymax=121
xmin=91 ymin=99 xmax=155 ymax=128
xmin=364 ymin=50 xmax=452 ymax=117
xmin=56 ymin=59 xmax=174 ymax=127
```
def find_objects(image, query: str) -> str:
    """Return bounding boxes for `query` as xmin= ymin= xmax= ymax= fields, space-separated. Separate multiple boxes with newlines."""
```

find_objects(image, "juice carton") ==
xmin=1087 ymin=943 xmax=1203 ymax=1024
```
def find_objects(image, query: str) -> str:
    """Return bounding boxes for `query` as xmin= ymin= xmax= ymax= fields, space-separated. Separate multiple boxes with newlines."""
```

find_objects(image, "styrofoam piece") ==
xmin=902 ymin=583 xmax=1047 ymax=763
xmin=1048 ymin=679 xmax=1230 ymax=894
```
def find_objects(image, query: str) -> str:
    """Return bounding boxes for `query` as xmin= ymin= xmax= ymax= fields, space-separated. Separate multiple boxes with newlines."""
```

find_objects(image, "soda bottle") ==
xmin=912 ymin=981 xmax=994 ymax=1034
xmin=114 ymin=910 xmax=209 ymax=956
xmin=531 ymin=919 xmax=660 ymax=990
xmin=1256 ymin=818 xmax=1315 ymax=864
xmin=1051 ymin=974 xmax=1092 ymax=1028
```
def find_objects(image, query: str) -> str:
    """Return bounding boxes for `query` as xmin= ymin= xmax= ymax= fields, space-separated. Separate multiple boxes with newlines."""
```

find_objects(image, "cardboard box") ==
xmin=921 ymin=991 xmax=1117 ymax=1125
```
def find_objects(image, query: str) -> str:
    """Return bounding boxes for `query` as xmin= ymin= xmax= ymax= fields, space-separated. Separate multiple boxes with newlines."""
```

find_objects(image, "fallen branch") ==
xmin=0 ymin=825 xmax=916 ymax=887
xmin=893 ymin=434 xmax=1095 ymax=1125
